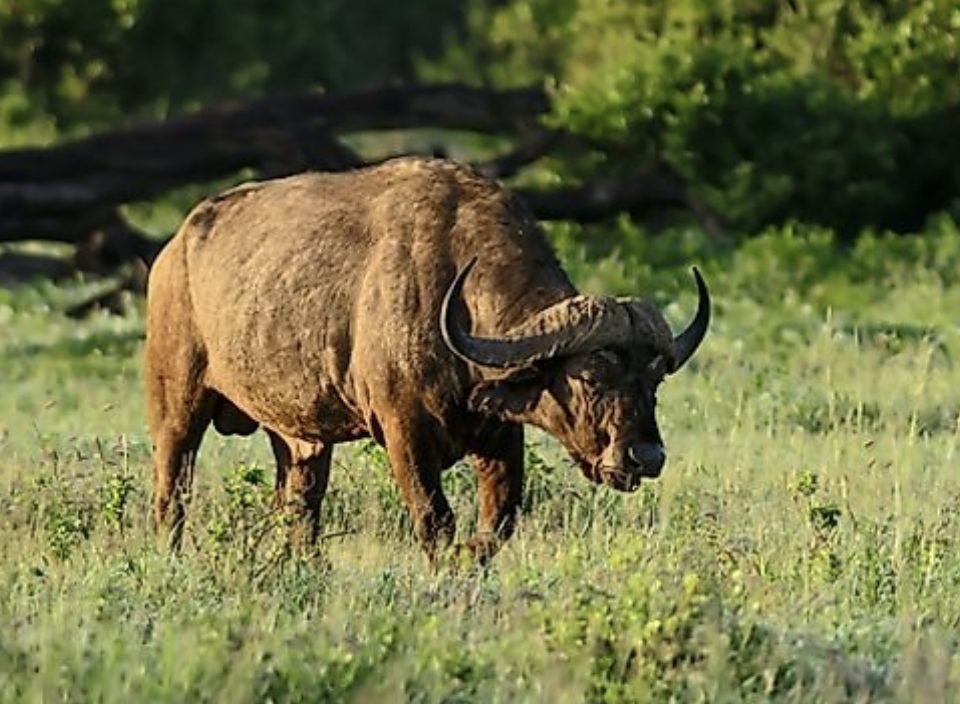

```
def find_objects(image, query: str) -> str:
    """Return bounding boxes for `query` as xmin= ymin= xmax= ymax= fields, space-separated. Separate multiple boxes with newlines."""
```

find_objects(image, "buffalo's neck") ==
xmin=463 ymin=262 xmax=578 ymax=391
xmin=468 ymin=261 xmax=578 ymax=338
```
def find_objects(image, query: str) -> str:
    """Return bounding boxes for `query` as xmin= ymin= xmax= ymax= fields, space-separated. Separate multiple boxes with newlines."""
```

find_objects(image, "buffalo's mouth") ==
xmin=576 ymin=444 xmax=666 ymax=493
xmin=575 ymin=457 xmax=643 ymax=493
xmin=597 ymin=465 xmax=644 ymax=492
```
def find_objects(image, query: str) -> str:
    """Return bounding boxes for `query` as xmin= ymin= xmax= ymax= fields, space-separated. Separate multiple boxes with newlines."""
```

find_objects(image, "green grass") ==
xmin=1 ymin=220 xmax=959 ymax=702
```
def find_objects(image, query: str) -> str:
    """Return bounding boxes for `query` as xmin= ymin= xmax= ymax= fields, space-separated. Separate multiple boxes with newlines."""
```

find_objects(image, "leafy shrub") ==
xmin=436 ymin=0 xmax=960 ymax=236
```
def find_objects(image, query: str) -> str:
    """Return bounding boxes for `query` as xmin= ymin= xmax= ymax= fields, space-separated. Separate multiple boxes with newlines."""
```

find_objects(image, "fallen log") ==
xmin=0 ymin=81 xmax=722 ymax=290
xmin=0 ymin=84 xmax=546 ymax=214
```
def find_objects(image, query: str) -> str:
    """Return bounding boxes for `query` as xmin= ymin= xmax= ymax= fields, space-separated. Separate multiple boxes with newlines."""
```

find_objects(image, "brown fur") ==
xmin=145 ymin=157 xmax=696 ymax=561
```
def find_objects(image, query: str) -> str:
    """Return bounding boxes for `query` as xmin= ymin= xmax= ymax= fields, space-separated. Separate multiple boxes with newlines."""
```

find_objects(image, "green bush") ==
xmin=0 ymin=0 xmax=466 ymax=133
xmin=434 ymin=0 xmax=960 ymax=236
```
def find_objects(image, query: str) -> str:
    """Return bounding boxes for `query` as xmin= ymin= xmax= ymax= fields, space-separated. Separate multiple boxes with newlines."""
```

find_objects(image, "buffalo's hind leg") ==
xmin=267 ymin=431 xmax=332 ymax=550
xmin=144 ymin=241 xmax=217 ymax=552
xmin=466 ymin=423 xmax=524 ymax=564
xmin=144 ymin=339 xmax=216 ymax=552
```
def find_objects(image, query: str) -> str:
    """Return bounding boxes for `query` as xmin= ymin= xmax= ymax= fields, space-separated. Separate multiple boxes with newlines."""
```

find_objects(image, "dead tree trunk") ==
xmin=0 ymin=82 xmax=719 ymax=287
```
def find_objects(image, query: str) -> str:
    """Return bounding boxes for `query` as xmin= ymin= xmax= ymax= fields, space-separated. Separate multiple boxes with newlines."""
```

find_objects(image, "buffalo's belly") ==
xmin=209 ymin=364 xmax=367 ymax=444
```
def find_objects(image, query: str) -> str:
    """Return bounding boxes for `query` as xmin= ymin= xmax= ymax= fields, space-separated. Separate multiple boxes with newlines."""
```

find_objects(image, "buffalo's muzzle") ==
xmin=627 ymin=443 xmax=666 ymax=478
xmin=599 ymin=467 xmax=644 ymax=492
xmin=585 ymin=442 xmax=667 ymax=492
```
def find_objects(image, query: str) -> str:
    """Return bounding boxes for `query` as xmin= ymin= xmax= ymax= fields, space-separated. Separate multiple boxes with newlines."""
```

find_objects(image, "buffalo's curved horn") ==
xmin=440 ymin=259 xmax=623 ymax=369
xmin=670 ymin=267 xmax=711 ymax=373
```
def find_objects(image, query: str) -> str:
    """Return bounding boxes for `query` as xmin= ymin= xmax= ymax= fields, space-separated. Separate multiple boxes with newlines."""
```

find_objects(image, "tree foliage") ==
xmin=429 ymin=0 xmax=960 ymax=235
xmin=1 ymin=0 xmax=958 ymax=238
xmin=0 ymin=0 xmax=465 ymax=131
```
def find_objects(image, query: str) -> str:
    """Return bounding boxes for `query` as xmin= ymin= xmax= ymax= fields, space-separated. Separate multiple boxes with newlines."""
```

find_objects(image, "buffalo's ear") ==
xmin=468 ymin=366 xmax=544 ymax=418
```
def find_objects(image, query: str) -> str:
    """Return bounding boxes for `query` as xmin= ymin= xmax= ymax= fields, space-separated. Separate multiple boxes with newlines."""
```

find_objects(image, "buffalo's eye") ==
xmin=570 ymin=360 xmax=604 ymax=386
xmin=576 ymin=366 xmax=601 ymax=385
xmin=571 ymin=349 xmax=623 ymax=386
xmin=594 ymin=349 xmax=620 ymax=366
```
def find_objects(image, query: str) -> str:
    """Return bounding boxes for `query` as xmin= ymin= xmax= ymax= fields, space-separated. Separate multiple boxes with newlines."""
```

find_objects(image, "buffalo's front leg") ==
xmin=268 ymin=431 xmax=332 ymax=549
xmin=466 ymin=423 xmax=524 ymax=563
xmin=382 ymin=418 xmax=455 ymax=562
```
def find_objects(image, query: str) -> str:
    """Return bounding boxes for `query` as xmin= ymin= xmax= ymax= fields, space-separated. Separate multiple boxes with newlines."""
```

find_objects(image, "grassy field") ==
xmin=1 ymin=220 xmax=959 ymax=702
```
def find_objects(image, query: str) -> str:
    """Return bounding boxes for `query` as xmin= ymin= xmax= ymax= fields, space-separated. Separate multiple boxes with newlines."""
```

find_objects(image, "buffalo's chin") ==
xmin=598 ymin=467 xmax=644 ymax=493
xmin=581 ymin=465 xmax=603 ymax=486
xmin=572 ymin=454 xmax=603 ymax=485
xmin=575 ymin=457 xmax=644 ymax=493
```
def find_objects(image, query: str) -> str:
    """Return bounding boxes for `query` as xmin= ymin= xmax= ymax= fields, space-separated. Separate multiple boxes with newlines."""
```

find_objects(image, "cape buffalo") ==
xmin=145 ymin=157 xmax=710 ymax=561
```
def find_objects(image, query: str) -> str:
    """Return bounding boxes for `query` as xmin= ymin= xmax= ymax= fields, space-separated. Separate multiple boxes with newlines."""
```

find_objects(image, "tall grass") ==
xmin=1 ymin=220 xmax=958 ymax=702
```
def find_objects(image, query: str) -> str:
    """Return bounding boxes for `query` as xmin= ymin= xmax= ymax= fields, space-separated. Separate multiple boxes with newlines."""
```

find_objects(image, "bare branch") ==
xmin=475 ymin=130 xmax=562 ymax=179
xmin=517 ymin=169 xmax=727 ymax=236
xmin=0 ymin=81 xmax=725 ymax=283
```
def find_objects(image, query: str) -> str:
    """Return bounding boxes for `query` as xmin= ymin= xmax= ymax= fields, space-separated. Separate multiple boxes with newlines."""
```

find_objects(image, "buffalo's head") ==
xmin=441 ymin=261 xmax=710 ymax=492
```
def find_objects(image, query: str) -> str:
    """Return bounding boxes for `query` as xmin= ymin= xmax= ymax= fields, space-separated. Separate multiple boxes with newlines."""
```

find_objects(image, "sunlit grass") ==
xmin=1 ymin=222 xmax=959 ymax=701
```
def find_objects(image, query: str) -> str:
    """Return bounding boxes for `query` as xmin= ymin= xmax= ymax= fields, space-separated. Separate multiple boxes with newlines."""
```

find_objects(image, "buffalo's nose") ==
xmin=627 ymin=443 xmax=666 ymax=477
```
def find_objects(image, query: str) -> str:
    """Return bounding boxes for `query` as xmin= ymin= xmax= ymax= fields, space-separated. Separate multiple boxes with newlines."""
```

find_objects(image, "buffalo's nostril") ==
xmin=627 ymin=443 xmax=666 ymax=477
